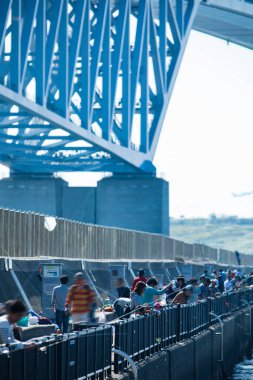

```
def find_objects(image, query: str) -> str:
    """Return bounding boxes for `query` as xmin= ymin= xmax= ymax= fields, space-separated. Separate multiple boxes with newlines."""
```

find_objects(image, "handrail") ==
xmin=113 ymin=288 xmax=253 ymax=372
xmin=209 ymin=312 xmax=224 ymax=361
xmin=112 ymin=348 xmax=138 ymax=380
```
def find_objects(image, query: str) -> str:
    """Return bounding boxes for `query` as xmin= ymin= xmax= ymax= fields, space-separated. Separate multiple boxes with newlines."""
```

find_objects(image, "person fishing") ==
xmin=142 ymin=277 xmax=170 ymax=307
xmin=0 ymin=299 xmax=26 ymax=345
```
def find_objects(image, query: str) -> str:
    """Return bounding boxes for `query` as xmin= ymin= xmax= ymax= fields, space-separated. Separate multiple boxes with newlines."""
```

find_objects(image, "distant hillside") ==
xmin=170 ymin=216 xmax=253 ymax=255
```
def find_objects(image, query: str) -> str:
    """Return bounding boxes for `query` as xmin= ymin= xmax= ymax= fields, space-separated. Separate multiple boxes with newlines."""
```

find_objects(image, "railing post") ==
xmin=176 ymin=304 xmax=181 ymax=342
xmin=114 ymin=322 xmax=120 ymax=374
xmin=187 ymin=305 xmax=191 ymax=339
xmin=207 ymin=298 xmax=212 ymax=326
xmin=209 ymin=312 xmax=224 ymax=362
xmin=225 ymin=293 xmax=229 ymax=315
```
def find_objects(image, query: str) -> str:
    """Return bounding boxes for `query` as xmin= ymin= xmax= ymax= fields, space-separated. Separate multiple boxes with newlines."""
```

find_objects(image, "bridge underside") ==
xmin=0 ymin=0 xmax=198 ymax=175
xmin=194 ymin=1 xmax=253 ymax=50
xmin=0 ymin=1 xmax=252 ymax=176
xmin=0 ymin=0 xmax=253 ymax=233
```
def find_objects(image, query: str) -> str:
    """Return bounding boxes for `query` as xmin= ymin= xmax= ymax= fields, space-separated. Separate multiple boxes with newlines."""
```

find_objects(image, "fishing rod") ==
xmin=98 ymin=293 xmax=178 ymax=326
xmin=96 ymin=281 xmax=220 ymax=327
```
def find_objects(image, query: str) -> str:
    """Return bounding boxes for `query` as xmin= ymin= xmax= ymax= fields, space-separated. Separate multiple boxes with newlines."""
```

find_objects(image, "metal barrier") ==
xmin=1 ymin=289 xmax=253 ymax=379
xmin=114 ymin=314 xmax=160 ymax=372
xmin=160 ymin=306 xmax=177 ymax=347
xmin=114 ymin=307 xmax=178 ymax=373
xmin=114 ymin=288 xmax=253 ymax=371
xmin=209 ymin=294 xmax=227 ymax=322
xmin=0 ymin=207 xmax=252 ymax=266
xmin=182 ymin=300 xmax=210 ymax=339
xmin=0 ymin=326 xmax=112 ymax=380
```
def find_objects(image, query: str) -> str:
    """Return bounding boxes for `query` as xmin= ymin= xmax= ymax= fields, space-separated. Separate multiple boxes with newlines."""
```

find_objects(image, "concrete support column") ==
xmin=96 ymin=174 xmax=169 ymax=235
xmin=0 ymin=174 xmax=97 ymax=223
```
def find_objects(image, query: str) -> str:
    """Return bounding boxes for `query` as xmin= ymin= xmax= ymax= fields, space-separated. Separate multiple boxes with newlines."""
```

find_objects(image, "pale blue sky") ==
xmin=154 ymin=30 xmax=253 ymax=218
xmin=1 ymin=30 xmax=253 ymax=218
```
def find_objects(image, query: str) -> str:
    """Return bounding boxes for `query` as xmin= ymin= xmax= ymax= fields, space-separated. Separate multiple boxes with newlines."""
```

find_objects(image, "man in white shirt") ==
xmin=52 ymin=275 xmax=69 ymax=333
xmin=0 ymin=299 xmax=26 ymax=345
xmin=224 ymin=273 xmax=233 ymax=293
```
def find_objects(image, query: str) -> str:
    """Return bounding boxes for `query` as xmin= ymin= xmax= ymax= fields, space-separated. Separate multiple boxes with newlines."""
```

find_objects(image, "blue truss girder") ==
xmin=0 ymin=0 xmax=199 ymax=174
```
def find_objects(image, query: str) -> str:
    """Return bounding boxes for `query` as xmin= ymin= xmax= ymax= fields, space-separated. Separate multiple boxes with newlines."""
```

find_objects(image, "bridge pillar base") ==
xmin=0 ymin=174 xmax=169 ymax=235
xmin=96 ymin=174 xmax=169 ymax=235
xmin=0 ymin=175 xmax=96 ymax=223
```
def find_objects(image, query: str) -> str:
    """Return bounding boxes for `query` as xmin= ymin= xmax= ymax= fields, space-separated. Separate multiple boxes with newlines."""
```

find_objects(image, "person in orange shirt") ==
xmin=65 ymin=272 xmax=94 ymax=325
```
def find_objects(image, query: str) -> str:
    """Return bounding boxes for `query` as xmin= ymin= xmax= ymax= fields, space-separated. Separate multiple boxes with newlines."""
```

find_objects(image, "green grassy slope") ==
xmin=170 ymin=216 xmax=253 ymax=254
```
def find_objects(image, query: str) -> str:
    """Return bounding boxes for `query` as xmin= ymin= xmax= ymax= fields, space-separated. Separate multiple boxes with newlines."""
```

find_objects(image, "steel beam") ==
xmin=0 ymin=0 xmax=199 ymax=174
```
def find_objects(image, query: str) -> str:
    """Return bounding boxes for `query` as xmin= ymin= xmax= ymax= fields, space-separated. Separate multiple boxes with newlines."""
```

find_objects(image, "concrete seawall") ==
xmin=111 ymin=308 xmax=252 ymax=380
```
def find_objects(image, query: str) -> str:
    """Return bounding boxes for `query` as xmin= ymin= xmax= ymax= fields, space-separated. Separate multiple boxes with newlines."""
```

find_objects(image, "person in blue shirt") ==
xmin=219 ymin=269 xmax=227 ymax=282
xmin=52 ymin=275 xmax=69 ymax=333
xmin=142 ymin=277 xmax=170 ymax=306
xmin=198 ymin=278 xmax=211 ymax=299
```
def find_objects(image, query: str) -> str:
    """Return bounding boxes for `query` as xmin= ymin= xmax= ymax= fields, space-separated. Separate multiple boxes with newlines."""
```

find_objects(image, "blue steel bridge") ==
xmin=0 ymin=0 xmax=253 ymax=232
xmin=0 ymin=5 xmax=253 ymax=378
xmin=0 ymin=0 xmax=252 ymax=175
xmin=0 ymin=0 xmax=200 ymax=174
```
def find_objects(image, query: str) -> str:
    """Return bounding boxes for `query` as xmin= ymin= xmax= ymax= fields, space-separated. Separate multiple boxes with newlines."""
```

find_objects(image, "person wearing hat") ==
xmin=52 ymin=275 xmax=69 ymax=333
xmin=131 ymin=269 xmax=147 ymax=291
xmin=209 ymin=279 xmax=219 ymax=295
xmin=65 ymin=272 xmax=94 ymax=325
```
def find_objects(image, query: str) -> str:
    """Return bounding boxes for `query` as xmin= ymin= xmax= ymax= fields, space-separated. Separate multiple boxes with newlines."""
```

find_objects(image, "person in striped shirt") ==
xmin=65 ymin=272 xmax=94 ymax=325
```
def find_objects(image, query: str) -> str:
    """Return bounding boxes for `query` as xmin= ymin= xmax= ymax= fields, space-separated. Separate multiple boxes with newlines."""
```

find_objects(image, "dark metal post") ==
xmin=176 ymin=304 xmax=181 ymax=342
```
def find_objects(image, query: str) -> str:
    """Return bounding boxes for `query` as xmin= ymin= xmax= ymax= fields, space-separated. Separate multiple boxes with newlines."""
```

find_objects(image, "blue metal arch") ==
xmin=0 ymin=0 xmax=198 ymax=174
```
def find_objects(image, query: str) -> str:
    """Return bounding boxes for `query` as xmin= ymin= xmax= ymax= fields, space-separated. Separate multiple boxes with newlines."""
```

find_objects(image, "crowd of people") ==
xmin=113 ymin=268 xmax=253 ymax=317
xmin=0 ymin=271 xmax=94 ymax=345
xmin=1 ymin=267 xmax=253 ymax=345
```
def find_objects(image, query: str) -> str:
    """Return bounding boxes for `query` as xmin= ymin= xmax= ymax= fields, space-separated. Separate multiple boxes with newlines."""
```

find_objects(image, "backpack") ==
xmin=114 ymin=301 xmax=124 ymax=317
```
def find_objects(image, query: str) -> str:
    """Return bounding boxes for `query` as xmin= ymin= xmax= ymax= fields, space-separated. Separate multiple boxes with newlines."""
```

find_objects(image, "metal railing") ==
xmin=1 ymin=289 xmax=253 ymax=379
xmin=0 ymin=326 xmax=112 ymax=380
xmin=113 ymin=288 xmax=253 ymax=372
